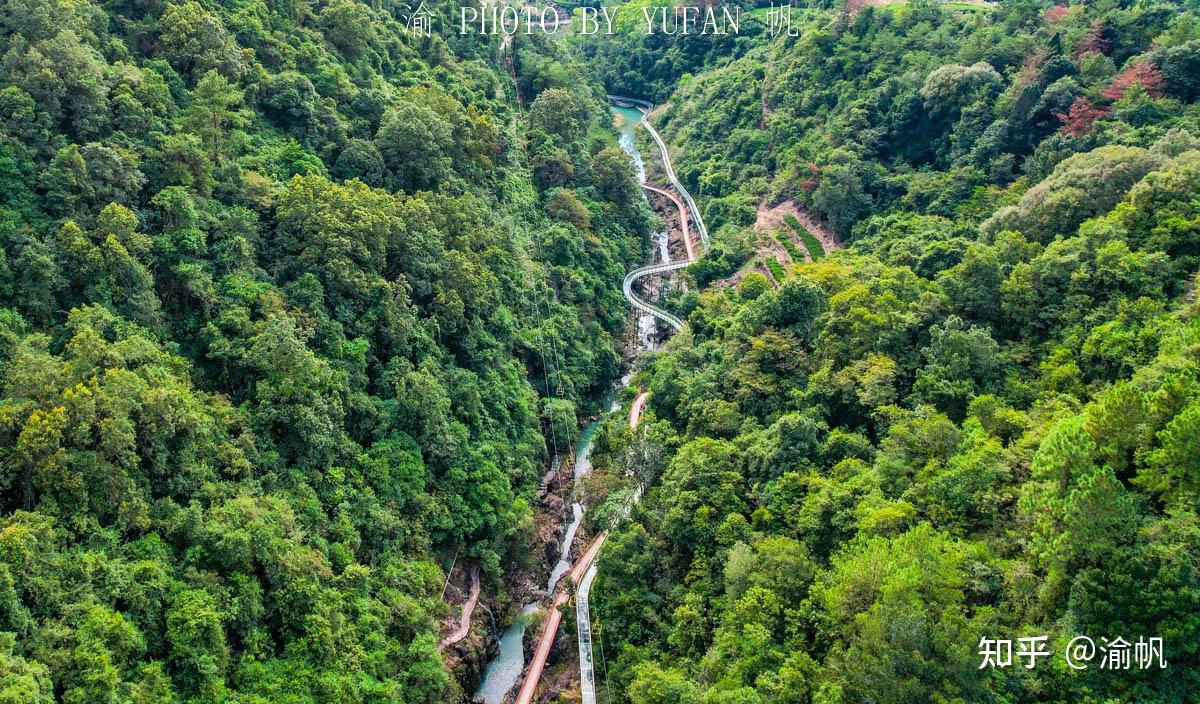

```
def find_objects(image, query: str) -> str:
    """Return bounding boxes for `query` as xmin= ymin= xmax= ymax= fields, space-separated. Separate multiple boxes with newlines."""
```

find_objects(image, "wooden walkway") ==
xmin=439 ymin=564 xmax=480 ymax=649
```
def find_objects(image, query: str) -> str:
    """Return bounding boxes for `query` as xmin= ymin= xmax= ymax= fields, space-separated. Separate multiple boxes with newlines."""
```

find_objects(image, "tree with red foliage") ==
xmin=1101 ymin=62 xmax=1165 ymax=101
xmin=799 ymin=162 xmax=820 ymax=192
xmin=1057 ymin=97 xmax=1110 ymax=137
xmin=1044 ymin=5 xmax=1070 ymax=24
xmin=1077 ymin=22 xmax=1111 ymax=56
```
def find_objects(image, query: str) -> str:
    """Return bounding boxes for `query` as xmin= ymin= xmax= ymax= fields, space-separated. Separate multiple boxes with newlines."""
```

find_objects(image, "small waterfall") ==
xmin=546 ymin=502 xmax=585 ymax=594
xmin=477 ymin=602 xmax=500 ymax=640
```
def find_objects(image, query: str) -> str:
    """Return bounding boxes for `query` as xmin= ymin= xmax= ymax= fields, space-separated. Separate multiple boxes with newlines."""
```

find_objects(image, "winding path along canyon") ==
xmin=470 ymin=96 xmax=706 ymax=704
xmin=510 ymin=98 xmax=707 ymax=704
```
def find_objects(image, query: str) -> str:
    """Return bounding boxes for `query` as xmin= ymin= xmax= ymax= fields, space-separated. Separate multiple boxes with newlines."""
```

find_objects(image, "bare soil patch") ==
xmin=753 ymin=200 xmax=842 ymax=255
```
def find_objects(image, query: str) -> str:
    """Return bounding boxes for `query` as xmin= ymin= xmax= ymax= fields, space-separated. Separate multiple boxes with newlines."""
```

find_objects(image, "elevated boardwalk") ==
xmin=514 ymin=96 xmax=704 ymax=704
xmin=611 ymin=96 xmax=707 ymax=334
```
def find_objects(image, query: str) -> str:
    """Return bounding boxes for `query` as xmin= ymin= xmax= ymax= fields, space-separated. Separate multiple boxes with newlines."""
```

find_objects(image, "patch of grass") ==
xmin=775 ymin=230 xmax=807 ymax=263
xmin=784 ymin=214 xmax=825 ymax=261
xmin=799 ymin=231 xmax=825 ymax=260
xmin=765 ymin=258 xmax=787 ymax=283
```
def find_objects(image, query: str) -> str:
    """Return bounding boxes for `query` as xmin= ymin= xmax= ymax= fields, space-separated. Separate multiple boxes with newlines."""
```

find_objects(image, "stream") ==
xmin=472 ymin=102 xmax=656 ymax=704
xmin=471 ymin=412 xmax=608 ymax=704
xmin=617 ymin=104 xmax=669 ymax=352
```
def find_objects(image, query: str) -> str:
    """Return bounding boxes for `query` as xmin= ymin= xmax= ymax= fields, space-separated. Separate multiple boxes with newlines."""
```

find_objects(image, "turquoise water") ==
xmin=473 ymin=603 xmax=537 ymax=704
xmin=474 ymin=413 xmax=607 ymax=704
xmin=616 ymin=102 xmax=670 ymax=353
xmin=615 ymin=105 xmax=647 ymax=185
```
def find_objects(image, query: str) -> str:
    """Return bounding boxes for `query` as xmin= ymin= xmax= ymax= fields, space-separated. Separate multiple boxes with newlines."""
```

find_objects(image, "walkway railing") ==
xmin=609 ymin=95 xmax=710 ymax=249
xmin=610 ymin=94 xmax=711 ymax=334
xmin=576 ymin=564 xmax=599 ymax=704
xmin=513 ymin=533 xmax=607 ymax=704
xmin=622 ymin=259 xmax=689 ymax=331
xmin=537 ymin=97 xmax=709 ymax=704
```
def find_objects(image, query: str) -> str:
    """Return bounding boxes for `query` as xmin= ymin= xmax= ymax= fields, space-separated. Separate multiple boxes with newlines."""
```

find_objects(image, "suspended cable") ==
xmin=525 ymin=265 xmax=561 ymax=460
xmin=598 ymin=617 xmax=612 ymax=703
xmin=540 ymin=265 xmax=581 ymax=407
xmin=540 ymin=268 xmax=567 ymax=399
xmin=534 ymin=262 xmax=573 ymax=452
xmin=510 ymin=222 xmax=562 ymax=460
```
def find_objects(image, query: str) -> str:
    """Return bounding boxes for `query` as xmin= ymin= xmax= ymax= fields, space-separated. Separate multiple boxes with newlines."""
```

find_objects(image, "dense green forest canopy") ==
xmin=578 ymin=1 xmax=1200 ymax=703
xmin=3 ymin=0 xmax=1200 ymax=702
xmin=0 ymin=0 xmax=651 ymax=701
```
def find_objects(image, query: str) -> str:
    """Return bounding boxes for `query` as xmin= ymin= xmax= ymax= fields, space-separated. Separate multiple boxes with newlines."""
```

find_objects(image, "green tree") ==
xmin=319 ymin=0 xmax=375 ymax=60
xmin=166 ymin=589 xmax=228 ymax=700
xmin=180 ymin=71 xmax=247 ymax=163
xmin=0 ymin=632 xmax=54 ymax=703
xmin=591 ymin=147 xmax=638 ymax=203
xmin=911 ymin=315 xmax=1001 ymax=421
xmin=331 ymin=138 xmax=386 ymax=187
xmin=985 ymin=145 xmax=1164 ymax=242
xmin=376 ymin=103 xmax=453 ymax=192
xmin=528 ymin=88 xmax=588 ymax=144
xmin=157 ymin=1 xmax=243 ymax=81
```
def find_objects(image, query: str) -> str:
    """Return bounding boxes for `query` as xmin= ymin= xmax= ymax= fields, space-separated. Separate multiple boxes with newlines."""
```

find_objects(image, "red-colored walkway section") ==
xmin=642 ymin=183 xmax=696 ymax=262
xmin=629 ymin=391 xmax=650 ymax=429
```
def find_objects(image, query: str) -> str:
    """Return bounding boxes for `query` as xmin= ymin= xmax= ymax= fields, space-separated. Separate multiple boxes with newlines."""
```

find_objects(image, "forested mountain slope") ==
xmin=654 ymin=1 xmax=1200 ymax=241
xmin=0 ymin=1 xmax=650 ymax=701
xmin=581 ymin=2 xmax=1200 ymax=703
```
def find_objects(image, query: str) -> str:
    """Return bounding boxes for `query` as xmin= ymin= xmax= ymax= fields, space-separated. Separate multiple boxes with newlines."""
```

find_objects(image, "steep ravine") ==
xmin=467 ymin=102 xmax=669 ymax=704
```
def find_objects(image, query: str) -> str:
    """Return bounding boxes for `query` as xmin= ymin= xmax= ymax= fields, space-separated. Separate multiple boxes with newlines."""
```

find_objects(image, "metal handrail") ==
xmin=609 ymin=95 xmax=710 ymax=249
xmin=622 ymin=260 xmax=689 ymax=331
xmin=576 ymin=564 xmax=599 ymax=704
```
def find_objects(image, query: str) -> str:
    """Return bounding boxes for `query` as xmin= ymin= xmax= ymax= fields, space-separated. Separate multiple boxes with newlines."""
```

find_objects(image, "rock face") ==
xmin=539 ymin=492 xmax=566 ymax=574
xmin=440 ymin=562 xmax=499 ymax=703
xmin=542 ymin=535 xmax=561 ymax=573
xmin=530 ymin=453 xmax=575 ymax=598
xmin=446 ymin=628 xmax=498 ymax=702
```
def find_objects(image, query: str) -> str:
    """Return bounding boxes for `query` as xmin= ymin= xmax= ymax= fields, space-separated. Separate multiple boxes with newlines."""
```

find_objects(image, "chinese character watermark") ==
xmin=1016 ymin=636 xmax=1051 ymax=669
xmin=1100 ymin=637 xmax=1131 ymax=670
xmin=979 ymin=635 xmax=1166 ymax=671
xmin=1136 ymin=636 xmax=1166 ymax=669
xmin=404 ymin=2 xmax=434 ymax=37
xmin=978 ymin=637 xmax=1011 ymax=669
xmin=765 ymin=2 xmax=801 ymax=38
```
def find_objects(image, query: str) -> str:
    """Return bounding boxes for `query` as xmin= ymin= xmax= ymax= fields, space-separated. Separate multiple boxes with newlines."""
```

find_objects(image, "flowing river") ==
xmin=472 ymin=103 xmax=656 ymax=704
